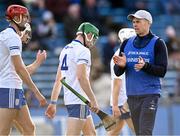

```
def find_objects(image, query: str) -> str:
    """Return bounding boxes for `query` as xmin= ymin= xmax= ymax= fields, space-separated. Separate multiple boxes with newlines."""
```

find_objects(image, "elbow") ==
xmin=160 ymin=69 xmax=167 ymax=78
xmin=14 ymin=65 xmax=26 ymax=76
xmin=14 ymin=66 xmax=22 ymax=75
xmin=77 ymin=73 xmax=85 ymax=82
xmin=114 ymin=70 xmax=121 ymax=77
xmin=158 ymin=73 xmax=165 ymax=78
xmin=15 ymin=70 xmax=21 ymax=76
xmin=114 ymin=65 xmax=120 ymax=76
xmin=114 ymin=65 xmax=124 ymax=76
xmin=155 ymin=67 xmax=167 ymax=77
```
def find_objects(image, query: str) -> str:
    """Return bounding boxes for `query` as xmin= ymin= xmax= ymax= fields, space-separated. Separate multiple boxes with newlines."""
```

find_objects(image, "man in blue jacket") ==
xmin=113 ymin=10 xmax=168 ymax=135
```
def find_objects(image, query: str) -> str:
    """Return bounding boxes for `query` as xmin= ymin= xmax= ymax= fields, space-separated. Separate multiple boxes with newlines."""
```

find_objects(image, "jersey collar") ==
xmin=72 ymin=40 xmax=83 ymax=45
xmin=8 ymin=26 xmax=17 ymax=33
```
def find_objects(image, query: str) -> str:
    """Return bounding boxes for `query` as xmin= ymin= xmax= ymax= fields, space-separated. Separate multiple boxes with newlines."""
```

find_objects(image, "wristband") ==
xmin=50 ymin=100 xmax=57 ymax=105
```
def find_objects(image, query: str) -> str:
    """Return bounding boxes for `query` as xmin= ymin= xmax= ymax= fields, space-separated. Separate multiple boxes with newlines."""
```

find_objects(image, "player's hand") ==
xmin=134 ymin=56 xmax=145 ymax=71
xmin=35 ymin=50 xmax=47 ymax=65
xmin=34 ymin=92 xmax=47 ymax=106
xmin=113 ymin=53 xmax=126 ymax=68
xmin=45 ymin=104 xmax=56 ymax=119
xmin=112 ymin=106 xmax=121 ymax=118
xmin=89 ymin=101 xmax=99 ymax=113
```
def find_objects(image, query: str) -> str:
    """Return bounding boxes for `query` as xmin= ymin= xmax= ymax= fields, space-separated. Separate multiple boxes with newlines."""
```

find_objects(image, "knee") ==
xmin=90 ymin=129 xmax=96 ymax=136
xmin=28 ymin=122 xmax=36 ymax=132
xmin=23 ymin=122 xmax=36 ymax=134
xmin=83 ymin=128 xmax=96 ymax=136
xmin=29 ymin=122 xmax=36 ymax=132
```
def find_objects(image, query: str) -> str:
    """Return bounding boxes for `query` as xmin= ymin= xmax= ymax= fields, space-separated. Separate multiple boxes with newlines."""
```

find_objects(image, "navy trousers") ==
xmin=127 ymin=94 xmax=159 ymax=135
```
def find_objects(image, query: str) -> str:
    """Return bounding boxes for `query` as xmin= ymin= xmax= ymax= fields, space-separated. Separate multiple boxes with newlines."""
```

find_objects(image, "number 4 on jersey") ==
xmin=61 ymin=54 xmax=68 ymax=70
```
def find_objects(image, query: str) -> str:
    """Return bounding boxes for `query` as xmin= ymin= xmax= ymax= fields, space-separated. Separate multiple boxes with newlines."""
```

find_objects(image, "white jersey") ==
xmin=0 ymin=27 xmax=23 ymax=89
xmin=59 ymin=40 xmax=91 ymax=105
xmin=110 ymin=49 xmax=127 ymax=106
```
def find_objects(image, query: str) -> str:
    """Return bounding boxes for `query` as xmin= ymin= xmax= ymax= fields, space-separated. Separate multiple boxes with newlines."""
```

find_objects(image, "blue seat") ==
xmin=162 ymin=70 xmax=178 ymax=94
xmin=98 ymin=7 xmax=111 ymax=16
xmin=56 ymin=23 xmax=65 ymax=38
xmin=0 ymin=18 xmax=8 ymax=31
xmin=110 ymin=8 xmax=128 ymax=16
xmin=111 ymin=15 xmax=127 ymax=24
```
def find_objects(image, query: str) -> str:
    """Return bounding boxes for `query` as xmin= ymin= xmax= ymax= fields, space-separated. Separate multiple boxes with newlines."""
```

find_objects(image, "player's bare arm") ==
xmin=112 ymin=79 xmax=121 ymax=117
xmin=45 ymin=65 xmax=62 ymax=119
xmin=77 ymin=63 xmax=99 ymax=113
xmin=11 ymin=55 xmax=47 ymax=106
xmin=26 ymin=50 xmax=47 ymax=75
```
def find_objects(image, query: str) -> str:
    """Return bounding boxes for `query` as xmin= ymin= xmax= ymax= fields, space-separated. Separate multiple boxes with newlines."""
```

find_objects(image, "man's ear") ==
xmin=13 ymin=15 xmax=20 ymax=22
xmin=87 ymin=33 xmax=93 ymax=39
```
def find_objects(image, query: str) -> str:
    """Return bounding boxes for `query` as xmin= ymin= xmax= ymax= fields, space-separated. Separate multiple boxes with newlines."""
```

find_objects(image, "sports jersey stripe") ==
xmin=80 ymin=105 xmax=85 ymax=119
xmin=77 ymin=59 xmax=88 ymax=63
xmin=80 ymin=105 xmax=82 ymax=119
xmin=9 ymin=88 xmax=13 ymax=108
xmin=83 ymin=106 xmax=86 ymax=118
xmin=9 ymin=46 xmax=20 ymax=50
xmin=12 ymin=88 xmax=15 ymax=108
xmin=8 ymin=89 xmax=11 ymax=108
xmin=9 ymin=88 xmax=15 ymax=108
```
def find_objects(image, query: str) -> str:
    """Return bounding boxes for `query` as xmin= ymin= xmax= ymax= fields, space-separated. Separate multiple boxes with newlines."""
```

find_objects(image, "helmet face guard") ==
xmin=118 ymin=28 xmax=136 ymax=43
xmin=6 ymin=4 xmax=30 ymax=24
xmin=20 ymin=23 xmax=32 ymax=44
xmin=84 ymin=33 xmax=98 ymax=48
xmin=76 ymin=22 xmax=99 ymax=47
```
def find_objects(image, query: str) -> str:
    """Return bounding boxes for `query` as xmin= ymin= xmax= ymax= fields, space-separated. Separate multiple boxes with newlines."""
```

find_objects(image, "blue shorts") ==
xmin=66 ymin=104 xmax=90 ymax=119
xmin=0 ymin=88 xmax=27 ymax=109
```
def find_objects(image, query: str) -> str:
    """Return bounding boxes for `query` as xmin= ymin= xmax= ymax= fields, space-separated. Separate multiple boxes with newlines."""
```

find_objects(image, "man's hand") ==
xmin=113 ymin=53 xmax=126 ymax=68
xmin=89 ymin=101 xmax=99 ymax=113
xmin=35 ymin=50 xmax=47 ymax=65
xmin=134 ymin=56 xmax=145 ymax=71
xmin=34 ymin=91 xmax=47 ymax=106
xmin=26 ymin=50 xmax=47 ymax=75
xmin=112 ymin=106 xmax=121 ymax=118
xmin=45 ymin=104 xmax=57 ymax=119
